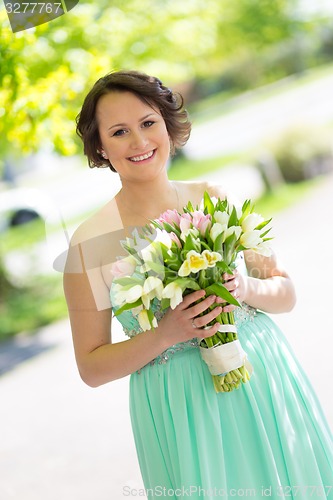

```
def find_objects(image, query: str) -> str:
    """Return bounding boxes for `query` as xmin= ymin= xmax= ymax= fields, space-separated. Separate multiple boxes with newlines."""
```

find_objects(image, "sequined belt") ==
xmin=137 ymin=338 xmax=199 ymax=374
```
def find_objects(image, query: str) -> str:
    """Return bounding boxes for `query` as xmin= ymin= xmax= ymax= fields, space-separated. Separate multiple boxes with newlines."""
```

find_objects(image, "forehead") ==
xmin=96 ymin=91 xmax=158 ymax=125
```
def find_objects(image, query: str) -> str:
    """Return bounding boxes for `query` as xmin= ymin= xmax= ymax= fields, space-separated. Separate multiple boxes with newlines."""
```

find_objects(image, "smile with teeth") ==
xmin=128 ymin=150 xmax=155 ymax=162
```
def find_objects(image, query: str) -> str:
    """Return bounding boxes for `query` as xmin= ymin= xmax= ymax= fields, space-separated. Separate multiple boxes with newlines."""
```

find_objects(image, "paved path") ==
xmin=185 ymin=70 xmax=333 ymax=159
xmin=1 ymin=173 xmax=332 ymax=500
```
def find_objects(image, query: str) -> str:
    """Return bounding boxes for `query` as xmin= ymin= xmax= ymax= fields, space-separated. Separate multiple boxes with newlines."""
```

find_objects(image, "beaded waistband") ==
xmin=124 ymin=304 xmax=257 ymax=374
xmin=136 ymin=338 xmax=199 ymax=374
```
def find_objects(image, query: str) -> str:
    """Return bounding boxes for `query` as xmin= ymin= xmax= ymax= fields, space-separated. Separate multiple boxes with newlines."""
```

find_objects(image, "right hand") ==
xmin=157 ymin=290 xmax=222 ymax=347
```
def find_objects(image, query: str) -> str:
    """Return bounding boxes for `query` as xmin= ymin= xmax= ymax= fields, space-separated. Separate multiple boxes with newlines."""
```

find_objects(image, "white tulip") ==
xmin=126 ymin=284 xmax=144 ymax=303
xmin=138 ymin=309 xmax=157 ymax=331
xmin=254 ymin=240 xmax=272 ymax=257
xmin=112 ymin=284 xmax=127 ymax=307
xmin=143 ymin=276 xmax=164 ymax=300
xmin=162 ymin=282 xmax=184 ymax=309
xmin=242 ymin=213 xmax=264 ymax=232
xmin=214 ymin=211 xmax=229 ymax=225
xmin=113 ymin=283 xmax=143 ymax=307
xmin=240 ymin=230 xmax=262 ymax=249
xmin=155 ymin=229 xmax=172 ymax=249
xmin=210 ymin=223 xmax=226 ymax=242
xmin=180 ymin=226 xmax=199 ymax=242
xmin=222 ymin=225 xmax=242 ymax=242
xmin=140 ymin=244 xmax=155 ymax=264
xmin=202 ymin=250 xmax=222 ymax=267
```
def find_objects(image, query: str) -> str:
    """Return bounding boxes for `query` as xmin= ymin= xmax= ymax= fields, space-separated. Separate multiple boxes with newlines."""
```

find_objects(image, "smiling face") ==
xmin=96 ymin=91 xmax=171 ymax=182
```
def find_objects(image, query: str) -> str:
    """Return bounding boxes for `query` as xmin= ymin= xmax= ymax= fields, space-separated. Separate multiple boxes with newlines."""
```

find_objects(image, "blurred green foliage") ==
xmin=0 ymin=274 xmax=65 ymax=341
xmin=0 ymin=0 xmax=315 ymax=165
xmin=267 ymin=124 xmax=333 ymax=182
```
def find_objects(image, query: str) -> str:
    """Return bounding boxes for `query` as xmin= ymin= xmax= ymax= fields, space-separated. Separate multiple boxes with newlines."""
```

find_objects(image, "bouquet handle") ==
xmin=199 ymin=338 xmax=253 ymax=377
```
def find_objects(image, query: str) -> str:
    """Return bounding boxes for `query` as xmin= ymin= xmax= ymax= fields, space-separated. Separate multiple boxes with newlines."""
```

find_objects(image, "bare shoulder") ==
xmin=70 ymin=197 xmax=123 ymax=247
xmin=174 ymin=180 xmax=238 ymax=206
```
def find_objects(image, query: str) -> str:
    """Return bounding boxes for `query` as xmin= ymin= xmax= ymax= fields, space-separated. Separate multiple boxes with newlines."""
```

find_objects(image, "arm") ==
xmin=221 ymin=250 xmax=296 ymax=314
xmin=63 ymin=246 xmax=170 ymax=387
xmin=64 ymin=245 xmax=223 ymax=388
xmin=242 ymin=249 xmax=296 ymax=313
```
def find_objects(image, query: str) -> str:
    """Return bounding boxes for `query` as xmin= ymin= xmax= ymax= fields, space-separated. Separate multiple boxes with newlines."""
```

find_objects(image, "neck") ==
xmin=116 ymin=176 xmax=180 ymax=223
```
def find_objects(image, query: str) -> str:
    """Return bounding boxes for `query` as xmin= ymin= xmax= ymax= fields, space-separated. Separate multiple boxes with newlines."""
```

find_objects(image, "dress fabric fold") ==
xmin=111 ymin=291 xmax=333 ymax=499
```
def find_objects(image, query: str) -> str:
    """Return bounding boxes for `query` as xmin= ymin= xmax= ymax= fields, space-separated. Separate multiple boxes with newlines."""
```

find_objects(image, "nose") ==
xmin=130 ymin=130 xmax=149 ymax=150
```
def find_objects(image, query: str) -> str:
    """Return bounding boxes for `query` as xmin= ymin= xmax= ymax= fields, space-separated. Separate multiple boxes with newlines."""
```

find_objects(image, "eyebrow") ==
xmin=108 ymin=113 xmax=156 ymax=131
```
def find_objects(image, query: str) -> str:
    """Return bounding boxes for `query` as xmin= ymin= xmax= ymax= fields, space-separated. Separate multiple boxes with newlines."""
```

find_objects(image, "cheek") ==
xmin=103 ymin=140 xmax=127 ymax=161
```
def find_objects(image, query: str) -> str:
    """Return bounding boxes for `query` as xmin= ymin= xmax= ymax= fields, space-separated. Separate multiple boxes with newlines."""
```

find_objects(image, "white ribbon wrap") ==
xmin=200 ymin=339 xmax=253 ymax=376
xmin=216 ymin=324 xmax=237 ymax=333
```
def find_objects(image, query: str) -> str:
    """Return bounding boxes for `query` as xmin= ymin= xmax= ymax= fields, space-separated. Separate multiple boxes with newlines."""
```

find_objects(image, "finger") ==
xmin=223 ymin=278 xmax=239 ymax=292
xmin=187 ymin=294 xmax=216 ymax=318
xmin=215 ymin=296 xmax=226 ymax=304
xmin=180 ymin=289 xmax=206 ymax=309
xmin=199 ymin=321 xmax=221 ymax=338
xmin=194 ymin=306 xmax=222 ymax=328
xmin=222 ymin=304 xmax=236 ymax=313
xmin=222 ymin=272 xmax=234 ymax=281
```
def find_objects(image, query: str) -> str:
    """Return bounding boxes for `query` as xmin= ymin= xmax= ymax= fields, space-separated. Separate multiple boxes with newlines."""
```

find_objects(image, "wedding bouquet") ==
xmin=112 ymin=192 xmax=272 ymax=393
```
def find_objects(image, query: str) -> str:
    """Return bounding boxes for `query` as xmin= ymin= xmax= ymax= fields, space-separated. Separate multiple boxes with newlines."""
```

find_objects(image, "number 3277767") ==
xmin=5 ymin=3 xmax=63 ymax=14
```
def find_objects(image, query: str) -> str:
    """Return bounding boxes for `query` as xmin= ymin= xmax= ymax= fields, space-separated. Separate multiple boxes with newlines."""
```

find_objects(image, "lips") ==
xmin=128 ymin=149 xmax=155 ymax=162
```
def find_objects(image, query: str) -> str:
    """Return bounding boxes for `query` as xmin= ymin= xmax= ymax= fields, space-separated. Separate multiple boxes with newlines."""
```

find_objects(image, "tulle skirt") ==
xmin=129 ymin=312 xmax=333 ymax=499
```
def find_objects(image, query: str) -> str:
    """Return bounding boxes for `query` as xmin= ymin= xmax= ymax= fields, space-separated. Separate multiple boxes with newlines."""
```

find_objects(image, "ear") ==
xmin=100 ymin=150 xmax=108 ymax=159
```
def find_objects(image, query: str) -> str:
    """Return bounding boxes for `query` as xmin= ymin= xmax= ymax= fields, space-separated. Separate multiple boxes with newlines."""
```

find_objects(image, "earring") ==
xmin=101 ymin=150 xmax=108 ymax=159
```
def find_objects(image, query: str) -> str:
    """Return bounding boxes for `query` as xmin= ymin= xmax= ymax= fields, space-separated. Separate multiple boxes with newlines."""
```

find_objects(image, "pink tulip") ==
xmin=169 ymin=231 xmax=182 ymax=248
xmin=157 ymin=209 xmax=181 ymax=226
xmin=179 ymin=212 xmax=192 ymax=234
xmin=192 ymin=210 xmax=212 ymax=236
xmin=111 ymin=256 xmax=136 ymax=278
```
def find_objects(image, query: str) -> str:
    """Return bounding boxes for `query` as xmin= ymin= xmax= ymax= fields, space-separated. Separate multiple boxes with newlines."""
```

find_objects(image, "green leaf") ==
xmin=185 ymin=200 xmax=195 ymax=212
xmin=174 ymin=277 xmax=200 ymax=290
xmin=228 ymin=205 xmax=238 ymax=227
xmin=184 ymin=234 xmax=201 ymax=252
xmin=114 ymin=299 xmax=142 ymax=316
xmin=239 ymin=199 xmax=254 ymax=223
xmin=216 ymin=261 xmax=233 ymax=274
xmin=255 ymin=218 xmax=272 ymax=231
xmin=260 ymin=227 xmax=272 ymax=238
xmin=147 ymin=308 xmax=156 ymax=329
xmin=205 ymin=282 xmax=241 ymax=307
xmin=143 ymin=261 xmax=166 ymax=274
xmin=213 ymin=232 xmax=223 ymax=252
xmin=161 ymin=298 xmax=171 ymax=310
xmin=113 ymin=277 xmax=143 ymax=286
xmin=161 ymin=221 xmax=179 ymax=235
xmin=203 ymin=191 xmax=215 ymax=215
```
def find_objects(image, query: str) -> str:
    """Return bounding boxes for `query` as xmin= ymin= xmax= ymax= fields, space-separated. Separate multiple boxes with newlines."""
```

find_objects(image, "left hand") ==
xmin=215 ymin=269 xmax=247 ymax=312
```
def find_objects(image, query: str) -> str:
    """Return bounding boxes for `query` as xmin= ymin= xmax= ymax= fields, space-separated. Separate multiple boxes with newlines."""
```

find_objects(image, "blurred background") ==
xmin=1 ymin=1 xmax=333 ymax=499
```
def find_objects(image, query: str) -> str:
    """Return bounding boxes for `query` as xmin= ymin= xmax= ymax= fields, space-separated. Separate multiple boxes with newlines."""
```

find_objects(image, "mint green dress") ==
xmin=111 ymin=295 xmax=333 ymax=499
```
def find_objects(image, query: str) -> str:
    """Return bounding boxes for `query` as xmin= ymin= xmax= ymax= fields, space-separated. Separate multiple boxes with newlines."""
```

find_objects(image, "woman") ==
xmin=64 ymin=70 xmax=333 ymax=498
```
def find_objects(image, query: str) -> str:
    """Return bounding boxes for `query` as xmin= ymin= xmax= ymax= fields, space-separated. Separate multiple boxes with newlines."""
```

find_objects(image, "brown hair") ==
xmin=76 ymin=70 xmax=191 ymax=172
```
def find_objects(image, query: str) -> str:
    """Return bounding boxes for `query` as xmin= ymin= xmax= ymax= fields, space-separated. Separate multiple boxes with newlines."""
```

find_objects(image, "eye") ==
xmin=112 ymin=129 xmax=127 ymax=137
xmin=142 ymin=120 xmax=155 ymax=128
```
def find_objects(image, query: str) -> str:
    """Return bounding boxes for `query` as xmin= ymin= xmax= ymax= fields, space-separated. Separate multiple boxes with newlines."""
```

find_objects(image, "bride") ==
xmin=64 ymin=70 xmax=333 ymax=499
